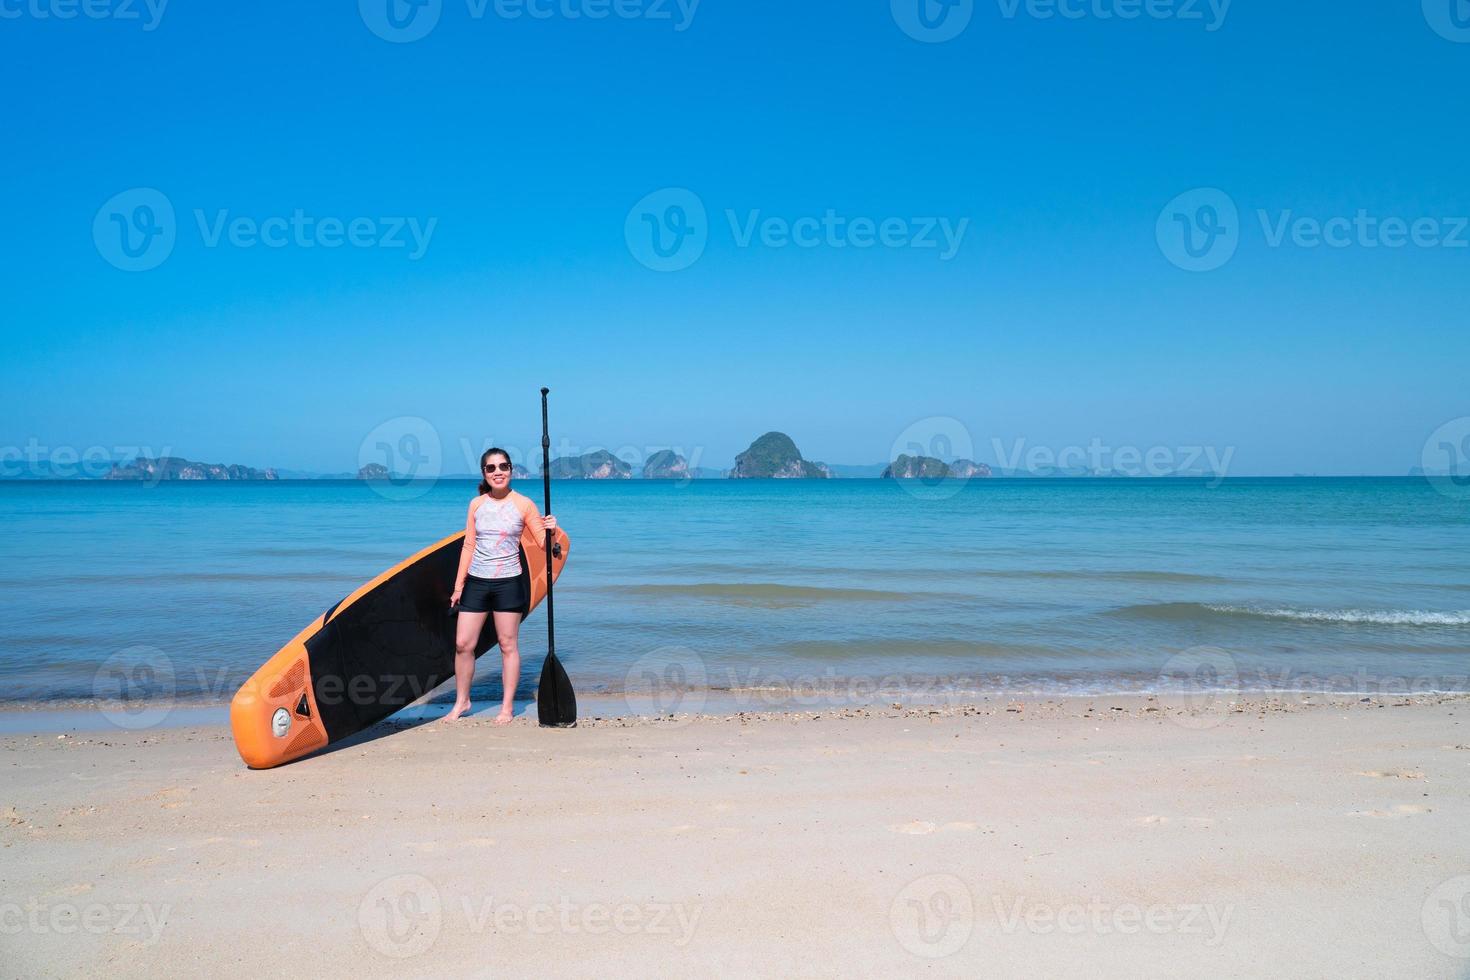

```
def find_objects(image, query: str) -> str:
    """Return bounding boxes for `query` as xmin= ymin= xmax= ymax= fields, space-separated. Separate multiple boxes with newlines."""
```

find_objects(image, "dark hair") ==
xmin=478 ymin=447 xmax=512 ymax=495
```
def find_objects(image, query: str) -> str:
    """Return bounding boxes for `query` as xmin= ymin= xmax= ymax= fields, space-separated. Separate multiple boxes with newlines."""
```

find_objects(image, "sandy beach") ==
xmin=3 ymin=694 xmax=1469 ymax=978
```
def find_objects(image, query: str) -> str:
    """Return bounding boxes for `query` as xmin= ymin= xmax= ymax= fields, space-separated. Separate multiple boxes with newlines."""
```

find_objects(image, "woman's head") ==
xmin=478 ymin=448 xmax=513 ymax=495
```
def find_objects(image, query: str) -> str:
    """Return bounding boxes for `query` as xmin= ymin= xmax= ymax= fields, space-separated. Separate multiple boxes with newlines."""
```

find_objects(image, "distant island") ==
xmin=547 ymin=450 xmax=632 ymax=480
xmin=729 ymin=432 xmax=830 ymax=479
xmin=106 ymin=456 xmax=278 ymax=481
xmin=643 ymin=450 xmax=689 ymax=479
xmin=882 ymin=454 xmax=992 ymax=479
xmin=1 ymin=435 xmax=1255 ymax=482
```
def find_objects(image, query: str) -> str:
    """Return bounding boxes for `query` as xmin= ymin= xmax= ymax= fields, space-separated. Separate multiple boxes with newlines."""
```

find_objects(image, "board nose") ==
xmin=230 ymin=644 xmax=327 ymax=768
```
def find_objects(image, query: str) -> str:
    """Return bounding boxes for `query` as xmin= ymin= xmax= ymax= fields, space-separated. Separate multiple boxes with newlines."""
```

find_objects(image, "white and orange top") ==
xmin=468 ymin=491 xmax=542 ymax=579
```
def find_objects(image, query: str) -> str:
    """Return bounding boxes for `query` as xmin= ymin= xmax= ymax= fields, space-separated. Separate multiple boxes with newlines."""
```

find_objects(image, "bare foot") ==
xmin=445 ymin=701 xmax=472 ymax=721
xmin=492 ymin=707 xmax=514 ymax=726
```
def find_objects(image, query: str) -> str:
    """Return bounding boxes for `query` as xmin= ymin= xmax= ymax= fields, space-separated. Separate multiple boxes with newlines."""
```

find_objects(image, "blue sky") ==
xmin=2 ymin=0 xmax=1467 ymax=475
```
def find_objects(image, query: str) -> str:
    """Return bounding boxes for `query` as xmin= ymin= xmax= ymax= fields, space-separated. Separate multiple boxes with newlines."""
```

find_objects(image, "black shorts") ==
xmin=459 ymin=573 xmax=526 ymax=614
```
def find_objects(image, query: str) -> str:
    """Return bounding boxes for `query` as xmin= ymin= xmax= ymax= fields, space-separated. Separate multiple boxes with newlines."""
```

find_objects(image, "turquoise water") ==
xmin=1 ymin=478 xmax=1468 ymax=710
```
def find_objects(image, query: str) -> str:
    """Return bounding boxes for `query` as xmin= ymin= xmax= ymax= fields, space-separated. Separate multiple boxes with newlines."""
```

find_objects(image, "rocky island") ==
xmin=643 ymin=450 xmax=690 ymax=480
xmin=105 ymin=456 xmax=278 ymax=481
xmin=729 ymin=432 xmax=830 ymax=478
xmin=546 ymin=450 xmax=632 ymax=479
xmin=881 ymin=454 xmax=992 ymax=479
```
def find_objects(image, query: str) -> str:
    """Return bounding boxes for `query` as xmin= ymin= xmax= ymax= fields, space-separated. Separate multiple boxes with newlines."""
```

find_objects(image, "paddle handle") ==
xmin=540 ymin=387 xmax=554 ymax=657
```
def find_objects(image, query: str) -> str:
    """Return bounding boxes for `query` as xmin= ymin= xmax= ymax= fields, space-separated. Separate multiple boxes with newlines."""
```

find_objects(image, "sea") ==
xmin=2 ymin=477 xmax=1468 ymax=725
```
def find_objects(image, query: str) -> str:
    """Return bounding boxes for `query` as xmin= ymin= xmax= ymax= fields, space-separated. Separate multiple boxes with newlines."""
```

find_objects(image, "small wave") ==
xmin=1009 ymin=569 xmax=1228 ymax=584
xmin=617 ymin=583 xmax=912 ymax=605
xmin=774 ymin=638 xmax=1054 ymax=660
xmin=1114 ymin=601 xmax=1470 ymax=627
xmin=1 ymin=571 xmax=367 ymax=588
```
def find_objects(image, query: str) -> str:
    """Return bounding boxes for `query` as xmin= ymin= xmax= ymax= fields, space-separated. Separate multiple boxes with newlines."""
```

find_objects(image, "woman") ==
xmin=446 ymin=447 xmax=558 ymax=724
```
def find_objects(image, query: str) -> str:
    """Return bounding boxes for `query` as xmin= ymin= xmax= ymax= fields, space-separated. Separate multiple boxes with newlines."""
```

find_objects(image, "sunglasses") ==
xmin=483 ymin=462 xmax=513 ymax=473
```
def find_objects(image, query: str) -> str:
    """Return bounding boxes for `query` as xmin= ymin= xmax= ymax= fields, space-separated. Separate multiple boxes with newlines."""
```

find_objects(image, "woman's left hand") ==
xmin=543 ymin=514 xmax=558 ymax=531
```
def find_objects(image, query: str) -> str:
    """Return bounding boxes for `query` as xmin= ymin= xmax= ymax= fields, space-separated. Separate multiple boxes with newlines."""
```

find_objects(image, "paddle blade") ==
xmin=537 ymin=652 xmax=577 ymax=727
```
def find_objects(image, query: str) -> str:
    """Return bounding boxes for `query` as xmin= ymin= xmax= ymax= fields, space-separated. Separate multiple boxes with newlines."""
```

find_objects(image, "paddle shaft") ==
xmin=540 ymin=387 xmax=555 ymax=658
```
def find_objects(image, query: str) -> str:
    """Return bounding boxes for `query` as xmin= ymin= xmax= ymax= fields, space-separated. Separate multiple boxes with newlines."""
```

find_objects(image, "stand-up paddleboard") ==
xmin=230 ymin=525 xmax=569 ymax=769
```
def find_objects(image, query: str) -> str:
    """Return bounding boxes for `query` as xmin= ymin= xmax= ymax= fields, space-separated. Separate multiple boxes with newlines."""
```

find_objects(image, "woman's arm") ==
xmin=451 ymin=499 xmax=480 ymax=605
xmin=516 ymin=494 xmax=557 ymax=540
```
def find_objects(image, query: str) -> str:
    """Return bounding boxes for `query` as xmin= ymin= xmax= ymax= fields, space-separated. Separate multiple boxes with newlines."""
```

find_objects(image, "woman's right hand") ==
xmin=450 ymin=588 xmax=462 ymax=608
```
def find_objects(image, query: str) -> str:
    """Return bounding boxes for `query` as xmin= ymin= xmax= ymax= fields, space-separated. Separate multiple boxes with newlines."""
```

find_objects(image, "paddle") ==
xmin=536 ymin=387 xmax=577 ymax=728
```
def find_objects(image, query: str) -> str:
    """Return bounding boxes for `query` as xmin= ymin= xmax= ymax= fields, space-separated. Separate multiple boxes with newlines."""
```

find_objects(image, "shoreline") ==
xmin=3 ymin=687 xmax=1468 ymax=736
xmin=4 ymin=692 xmax=1467 ymax=975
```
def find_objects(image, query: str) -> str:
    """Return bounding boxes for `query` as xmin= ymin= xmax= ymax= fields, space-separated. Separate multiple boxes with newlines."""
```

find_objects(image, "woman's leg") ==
xmin=491 ymin=610 xmax=522 ymax=725
xmin=447 ymin=610 xmax=488 ymax=720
